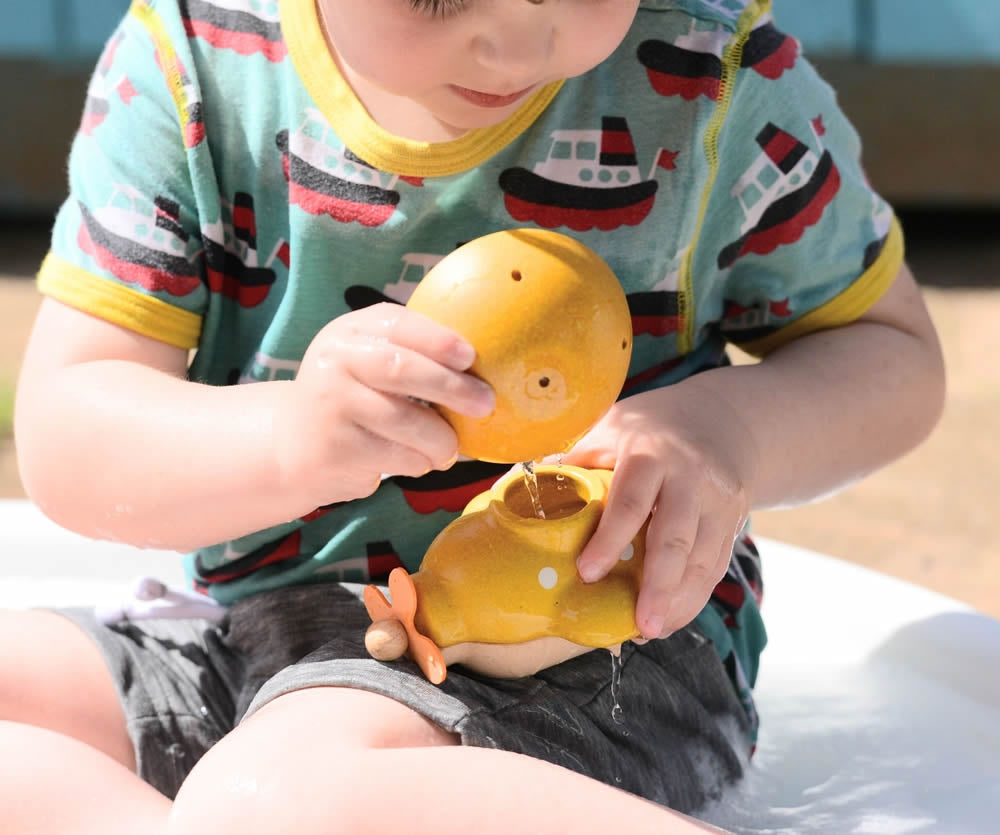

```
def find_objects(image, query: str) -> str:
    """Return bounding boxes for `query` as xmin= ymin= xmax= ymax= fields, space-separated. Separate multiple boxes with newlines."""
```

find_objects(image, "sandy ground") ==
xmin=1 ymin=218 xmax=998 ymax=617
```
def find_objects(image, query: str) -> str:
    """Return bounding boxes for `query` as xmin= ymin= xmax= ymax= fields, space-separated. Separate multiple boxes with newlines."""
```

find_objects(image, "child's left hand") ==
xmin=561 ymin=382 xmax=759 ymax=641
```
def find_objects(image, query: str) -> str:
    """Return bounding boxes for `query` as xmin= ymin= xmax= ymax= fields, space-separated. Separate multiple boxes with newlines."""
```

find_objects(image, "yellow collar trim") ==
xmin=282 ymin=0 xmax=564 ymax=178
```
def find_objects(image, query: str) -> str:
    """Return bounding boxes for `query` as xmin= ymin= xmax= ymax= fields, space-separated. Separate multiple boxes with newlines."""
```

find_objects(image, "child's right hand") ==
xmin=273 ymin=303 xmax=495 ymax=508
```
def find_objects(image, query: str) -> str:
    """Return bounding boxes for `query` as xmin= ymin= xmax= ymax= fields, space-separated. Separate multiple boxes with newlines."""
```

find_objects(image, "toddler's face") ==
xmin=317 ymin=0 xmax=640 ymax=133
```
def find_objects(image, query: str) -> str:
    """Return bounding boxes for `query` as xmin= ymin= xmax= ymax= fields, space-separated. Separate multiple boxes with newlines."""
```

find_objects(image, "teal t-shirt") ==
xmin=40 ymin=0 xmax=905 ymax=745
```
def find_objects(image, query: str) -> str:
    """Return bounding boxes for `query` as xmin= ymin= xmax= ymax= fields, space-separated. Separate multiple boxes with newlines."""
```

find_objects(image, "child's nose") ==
xmin=471 ymin=13 xmax=555 ymax=79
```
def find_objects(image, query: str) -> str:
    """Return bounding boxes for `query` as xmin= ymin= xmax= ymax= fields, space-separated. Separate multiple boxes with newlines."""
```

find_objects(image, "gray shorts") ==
xmin=59 ymin=582 xmax=751 ymax=813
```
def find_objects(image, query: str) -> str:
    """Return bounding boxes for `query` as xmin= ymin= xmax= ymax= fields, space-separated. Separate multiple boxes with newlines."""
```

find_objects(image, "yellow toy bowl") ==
xmin=405 ymin=229 xmax=632 ymax=464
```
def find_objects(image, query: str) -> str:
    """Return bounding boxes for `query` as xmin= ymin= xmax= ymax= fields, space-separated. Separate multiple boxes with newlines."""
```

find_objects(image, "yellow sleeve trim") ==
xmin=737 ymin=215 xmax=905 ymax=357
xmin=281 ymin=0 xmax=564 ymax=178
xmin=38 ymin=253 xmax=203 ymax=350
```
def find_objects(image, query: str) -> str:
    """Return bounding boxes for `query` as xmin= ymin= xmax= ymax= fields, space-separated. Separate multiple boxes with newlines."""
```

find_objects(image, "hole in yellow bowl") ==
xmin=503 ymin=471 xmax=589 ymax=520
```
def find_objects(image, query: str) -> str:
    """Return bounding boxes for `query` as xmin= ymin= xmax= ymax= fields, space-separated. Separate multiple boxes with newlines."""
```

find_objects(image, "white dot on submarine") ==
xmin=538 ymin=567 xmax=558 ymax=589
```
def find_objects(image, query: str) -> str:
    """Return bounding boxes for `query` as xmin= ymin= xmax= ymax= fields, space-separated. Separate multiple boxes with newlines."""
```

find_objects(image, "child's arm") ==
xmin=568 ymin=261 xmax=945 ymax=639
xmin=14 ymin=299 xmax=494 ymax=551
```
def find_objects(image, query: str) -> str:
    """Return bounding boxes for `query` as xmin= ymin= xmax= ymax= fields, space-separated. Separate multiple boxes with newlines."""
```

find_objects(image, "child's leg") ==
xmin=1 ymin=685 xmax=719 ymax=834
xmin=0 ymin=720 xmax=169 ymax=834
xmin=0 ymin=610 xmax=135 ymax=768
xmin=168 ymin=686 xmax=721 ymax=834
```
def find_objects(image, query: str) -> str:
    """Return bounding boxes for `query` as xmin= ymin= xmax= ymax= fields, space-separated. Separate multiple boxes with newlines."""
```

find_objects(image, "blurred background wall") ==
xmin=2 ymin=0 xmax=999 ymax=216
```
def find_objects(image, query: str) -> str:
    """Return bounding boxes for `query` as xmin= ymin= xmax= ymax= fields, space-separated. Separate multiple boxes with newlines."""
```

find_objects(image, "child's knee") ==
xmin=168 ymin=686 xmax=457 ymax=835
xmin=0 ymin=609 xmax=133 ymax=767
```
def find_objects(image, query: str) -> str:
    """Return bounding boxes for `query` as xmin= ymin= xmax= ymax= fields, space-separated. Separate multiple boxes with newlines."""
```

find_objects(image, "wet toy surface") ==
xmin=364 ymin=465 xmax=647 ymax=683
xmin=405 ymin=228 xmax=632 ymax=464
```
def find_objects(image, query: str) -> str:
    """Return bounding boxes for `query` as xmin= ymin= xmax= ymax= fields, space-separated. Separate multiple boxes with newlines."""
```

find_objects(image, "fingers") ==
xmin=572 ymin=452 xmax=740 ymax=641
xmin=326 ymin=305 xmax=495 ymax=418
xmin=576 ymin=455 xmax=662 ymax=583
xmin=636 ymin=510 xmax=732 ymax=639
xmin=347 ymin=341 xmax=495 ymax=417
xmin=351 ymin=303 xmax=476 ymax=371
xmin=632 ymin=480 xmax=703 ymax=638
xmin=346 ymin=388 xmax=460 ymax=473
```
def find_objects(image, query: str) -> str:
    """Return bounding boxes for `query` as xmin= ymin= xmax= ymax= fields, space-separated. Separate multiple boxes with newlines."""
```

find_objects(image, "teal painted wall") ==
xmin=773 ymin=0 xmax=1000 ymax=63
xmin=2 ymin=1 xmax=999 ymax=63
xmin=0 ymin=0 xmax=128 ymax=61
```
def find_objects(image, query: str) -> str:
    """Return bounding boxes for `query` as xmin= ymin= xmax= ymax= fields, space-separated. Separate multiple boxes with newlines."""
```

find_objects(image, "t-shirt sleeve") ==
xmin=38 ymin=1 xmax=207 ymax=349
xmin=690 ymin=17 xmax=903 ymax=357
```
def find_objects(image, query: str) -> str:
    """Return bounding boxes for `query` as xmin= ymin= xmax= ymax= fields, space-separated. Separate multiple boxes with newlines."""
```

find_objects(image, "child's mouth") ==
xmin=449 ymin=85 xmax=535 ymax=108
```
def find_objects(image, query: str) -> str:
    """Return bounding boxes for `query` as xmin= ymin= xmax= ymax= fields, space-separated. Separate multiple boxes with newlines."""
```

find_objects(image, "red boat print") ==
xmin=718 ymin=120 xmax=840 ymax=269
xmin=277 ymin=111 xmax=416 ymax=227
xmin=395 ymin=461 xmax=510 ymax=515
xmin=193 ymin=529 xmax=304 ymax=585
xmin=499 ymin=117 xmax=660 ymax=231
xmin=622 ymin=356 xmax=684 ymax=393
xmin=720 ymin=296 xmax=793 ymax=344
xmin=81 ymin=33 xmax=138 ymax=136
xmin=363 ymin=541 xmax=405 ymax=581
xmin=201 ymin=192 xmax=286 ymax=307
xmin=77 ymin=190 xmax=201 ymax=297
xmin=741 ymin=20 xmax=799 ymax=79
xmin=627 ymin=245 xmax=688 ymax=339
xmin=637 ymin=20 xmax=732 ymax=101
xmin=711 ymin=574 xmax=747 ymax=629
xmin=179 ymin=0 xmax=287 ymax=62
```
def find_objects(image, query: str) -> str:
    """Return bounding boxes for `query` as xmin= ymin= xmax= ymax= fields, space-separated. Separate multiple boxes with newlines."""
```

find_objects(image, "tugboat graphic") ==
xmin=718 ymin=118 xmax=840 ymax=269
xmin=238 ymin=351 xmax=300 ymax=384
xmin=194 ymin=530 xmax=304 ymax=587
xmin=741 ymin=20 xmax=799 ymax=79
xmin=344 ymin=252 xmax=445 ymax=311
xmin=277 ymin=110 xmax=423 ymax=227
xmin=395 ymin=461 xmax=511 ymax=516
xmin=77 ymin=187 xmax=201 ymax=297
xmin=179 ymin=0 xmax=287 ymax=62
xmin=637 ymin=20 xmax=731 ymax=101
xmin=81 ymin=34 xmax=138 ymax=136
xmin=499 ymin=117 xmax=661 ymax=231
xmin=314 ymin=541 xmax=406 ymax=584
xmin=864 ymin=193 xmax=893 ymax=269
xmin=201 ymin=192 xmax=287 ymax=307
xmin=627 ymin=245 xmax=688 ymax=339
xmin=720 ymin=295 xmax=792 ymax=345
xmin=639 ymin=16 xmax=797 ymax=100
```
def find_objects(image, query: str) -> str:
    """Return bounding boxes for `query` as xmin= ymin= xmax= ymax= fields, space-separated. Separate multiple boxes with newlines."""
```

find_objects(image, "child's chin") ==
xmin=447 ymin=105 xmax=520 ymax=131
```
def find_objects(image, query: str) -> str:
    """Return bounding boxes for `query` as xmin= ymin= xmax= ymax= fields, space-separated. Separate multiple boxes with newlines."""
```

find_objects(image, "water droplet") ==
xmin=609 ymin=649 xmax=626 ymax=724
xmin=520 ymin=460 xmax=546 ymax=519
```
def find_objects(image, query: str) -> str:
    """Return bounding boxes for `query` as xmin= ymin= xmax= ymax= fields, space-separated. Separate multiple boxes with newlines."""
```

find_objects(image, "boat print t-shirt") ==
xmin=38 ymin=0 xmax=905 ymax=748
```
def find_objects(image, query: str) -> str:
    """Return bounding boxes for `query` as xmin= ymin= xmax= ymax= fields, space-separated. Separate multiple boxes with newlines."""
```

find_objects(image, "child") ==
xmin=4 ymin=0 xmax=944 ymax=832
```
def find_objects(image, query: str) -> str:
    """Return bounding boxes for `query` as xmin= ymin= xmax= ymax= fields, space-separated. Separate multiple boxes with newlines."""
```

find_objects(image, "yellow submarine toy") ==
xmin=364 ymin=464 xmax=648 ymax=683
xmin=364 ymin=229 xmax=645 ymax=683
